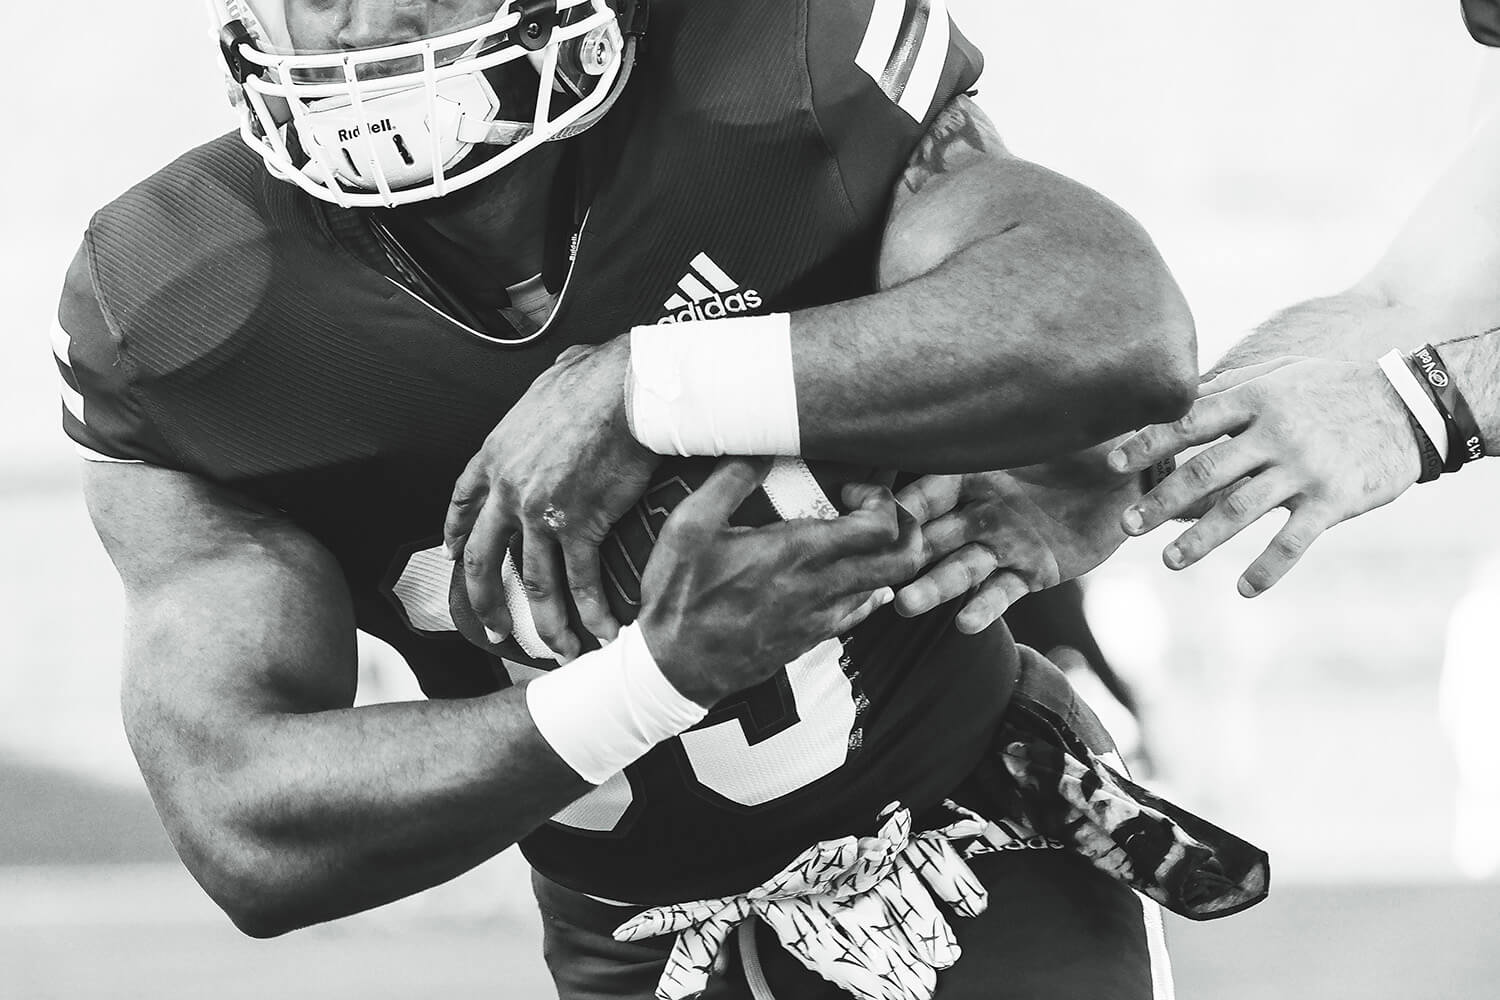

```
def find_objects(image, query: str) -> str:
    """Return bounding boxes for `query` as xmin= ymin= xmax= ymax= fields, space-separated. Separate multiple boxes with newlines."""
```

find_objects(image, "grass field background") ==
xmin=5 ymin=2 xmax=1500 ymax=997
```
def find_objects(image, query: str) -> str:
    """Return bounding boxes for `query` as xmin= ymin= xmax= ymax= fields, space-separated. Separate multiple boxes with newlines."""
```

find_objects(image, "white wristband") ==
xmin=1378 ymin=349 xmax=1449 ymax=463
xmin=627 ymin=313 xmax=801 ymax=456
xmin=525 ymin=622 xmax=708 ymax=785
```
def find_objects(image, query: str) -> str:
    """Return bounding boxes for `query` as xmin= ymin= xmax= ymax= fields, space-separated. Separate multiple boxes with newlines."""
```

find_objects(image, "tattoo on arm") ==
xmin=900 ymin=94 xmax=1006 ymax=196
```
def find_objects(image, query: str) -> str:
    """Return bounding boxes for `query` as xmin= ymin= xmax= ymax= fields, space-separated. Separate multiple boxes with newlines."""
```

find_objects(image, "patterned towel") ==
xmin=614 ymin=801 xmax=994 ymax=1000
xmin=985 ymin=691 xmax=1270 ymax=920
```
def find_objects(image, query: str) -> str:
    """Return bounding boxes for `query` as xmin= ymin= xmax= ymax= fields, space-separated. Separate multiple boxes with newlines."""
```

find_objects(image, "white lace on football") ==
xmin=613 ymin=801 xmax=1014 ymax=1000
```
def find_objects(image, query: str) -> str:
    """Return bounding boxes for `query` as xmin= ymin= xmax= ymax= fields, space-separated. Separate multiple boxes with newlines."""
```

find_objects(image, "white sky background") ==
xmin=3 ymin=1 xmax=1500 ymax=880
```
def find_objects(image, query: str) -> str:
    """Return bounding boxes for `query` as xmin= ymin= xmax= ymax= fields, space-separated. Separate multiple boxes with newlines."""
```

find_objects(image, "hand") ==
xmin=1106 ymin=357 xmax=1422 ymax=596
xmin=445 ymin=338 xmax=660 ymax=660
xmin=892 ymin=440 xmax=1141 ymax=634
xmin=639 ymin=459 xmax=923 ymax=707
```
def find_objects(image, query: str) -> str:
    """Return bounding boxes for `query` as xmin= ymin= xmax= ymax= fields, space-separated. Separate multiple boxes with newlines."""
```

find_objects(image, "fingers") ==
xmin=830 ymin=587 xmax=897 ymax=635
xmin=520 ymin=525 xmax=580 ymax=661
xmin=955 ymin=571 xmax=1029 ymax=634
xmin=560 ymin=537 xmax=620 ymax=646
xmin=809 ymin=488 xmax=924 ymax=590
xmin=1237 ymin=508 xmax=1334 ymax=598
xmin=1106 ymin=392 xmax=1248 ymax=475
xmin=779 ymin=485 xmax=903 ymax=567
xmin=892 ymin=474 xmax=964 ymax=526
xmin=462 ymin=496 xmax=516 ymax=642
xmin=672 ymin=457 xmax=774 ymax=528
xmin=1158 ymin=470 xmax=1294 ymax=570
xmin=1122 ymin=437 xmax=1264 ymax=536
xmin=894 ymin=540 xmax=1001 ymax=618
xmin=444 ymin=458 xmax=489 ymax=560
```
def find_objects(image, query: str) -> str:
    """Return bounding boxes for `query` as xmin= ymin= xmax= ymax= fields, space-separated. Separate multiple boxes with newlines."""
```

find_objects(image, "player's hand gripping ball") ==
xmin=445 ymin=338 xmax=660 ymax=660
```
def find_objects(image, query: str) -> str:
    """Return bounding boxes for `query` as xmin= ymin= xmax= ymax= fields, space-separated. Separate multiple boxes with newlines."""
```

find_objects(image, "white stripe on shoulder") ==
xmin=855 ymin=0 xmax=908 ymax=89
xmin=75 ymin=444 xmax=144 ymax=465
xmin=898 ymin=0 xmax=950 ymax=121
xmin=49 ymin=317 xmax=72 ymax=366
xmin=58 ymin=377 xmax=85 ymax=425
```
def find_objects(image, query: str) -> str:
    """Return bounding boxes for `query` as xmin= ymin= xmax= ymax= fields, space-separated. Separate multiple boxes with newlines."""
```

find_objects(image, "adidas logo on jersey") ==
xmin=656 ymin=252 xmax=763 ymax=323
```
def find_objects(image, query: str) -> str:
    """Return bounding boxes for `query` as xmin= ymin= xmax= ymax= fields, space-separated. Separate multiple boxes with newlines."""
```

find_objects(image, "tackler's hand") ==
xmin=892 ymin=440 xmax=1142 ymax=634
xmin=1107 ymin=357 xmax=1421 ymax=596
xmin=445 ymin=338 xmax=660 ymax=660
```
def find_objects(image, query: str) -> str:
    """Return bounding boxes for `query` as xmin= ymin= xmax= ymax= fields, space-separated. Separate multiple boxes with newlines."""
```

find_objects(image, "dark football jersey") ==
xmin=55 ymin=0 xmax=1019 ymax=904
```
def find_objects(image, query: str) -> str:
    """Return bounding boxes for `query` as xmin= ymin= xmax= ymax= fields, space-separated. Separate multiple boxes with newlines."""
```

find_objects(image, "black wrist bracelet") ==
xmin=1401 ymin=350 xmax=1462 ymax=473
xmin=1404 ymin=407 xmax=1444 ymax=483
xmin=1413 ymin=343 xmax=1485 ymax=470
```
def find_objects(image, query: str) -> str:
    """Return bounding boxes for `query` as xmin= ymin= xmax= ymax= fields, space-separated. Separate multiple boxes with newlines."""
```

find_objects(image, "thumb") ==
xmin=676 ymin=457 xmax=774 ymax=527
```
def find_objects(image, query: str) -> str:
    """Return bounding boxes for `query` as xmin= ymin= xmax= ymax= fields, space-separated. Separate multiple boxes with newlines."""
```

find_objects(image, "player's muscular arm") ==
xmin=86 ymin=462 xmax=592 ymax=937
xmin=792 ymin=95 xmax=1198 ymax=470
xmin=446 ymin=98 xmax=1196 ymax=651
xmin=88 ymin=460 xmax=911 ymax=934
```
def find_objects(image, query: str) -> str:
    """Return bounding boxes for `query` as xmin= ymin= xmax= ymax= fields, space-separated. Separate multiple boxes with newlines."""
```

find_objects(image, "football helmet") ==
xmin=209 ymin=0 xmax=645 ymax=208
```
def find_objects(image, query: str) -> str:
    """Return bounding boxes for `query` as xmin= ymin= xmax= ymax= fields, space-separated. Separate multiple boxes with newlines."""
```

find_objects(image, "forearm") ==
xmin=1207 ymin=289 xmax=1411 ymax=372
xmin=142 ymin=684 xmax=587 ymax=937
xmin=793 ymin=185 xmax=1196 ymax=472
xmin=1208 ymin=296 xmax=1500 ymax=458
xmin=626 ymin=95 xmax=1196 ymax=471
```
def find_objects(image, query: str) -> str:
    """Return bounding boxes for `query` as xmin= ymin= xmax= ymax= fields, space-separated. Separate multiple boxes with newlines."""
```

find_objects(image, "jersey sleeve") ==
xmin=53 ymin=239 xmax=178 ymax=467
xmin=806 ymin=0 xmax=984 ymax=220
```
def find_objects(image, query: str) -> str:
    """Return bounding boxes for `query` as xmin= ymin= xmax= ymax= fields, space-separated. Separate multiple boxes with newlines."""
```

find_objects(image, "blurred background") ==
xmin=4 ymin=1 xmax=1500 ymax=997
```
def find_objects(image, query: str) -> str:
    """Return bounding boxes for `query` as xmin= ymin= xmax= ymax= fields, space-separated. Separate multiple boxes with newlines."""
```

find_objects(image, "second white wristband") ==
xmin=525 ymin=622 xmax=708 ymax=786
xmin=627 ymin=313 xmax=802 ymax=457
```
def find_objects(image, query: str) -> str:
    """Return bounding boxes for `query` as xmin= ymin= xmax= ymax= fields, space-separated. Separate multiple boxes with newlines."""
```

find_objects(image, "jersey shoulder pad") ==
xmin=86 ymin=134 xmax=284 ymax=362
xmin=53 ymin=241 xmax=177 ymax=466
xmin=806 ymin=0 xmax=984 ymax=215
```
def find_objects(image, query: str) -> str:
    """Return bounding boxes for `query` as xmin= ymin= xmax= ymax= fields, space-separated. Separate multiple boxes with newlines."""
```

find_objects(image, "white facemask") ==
xmin=209 ymin=0 xmax=638 ymax=208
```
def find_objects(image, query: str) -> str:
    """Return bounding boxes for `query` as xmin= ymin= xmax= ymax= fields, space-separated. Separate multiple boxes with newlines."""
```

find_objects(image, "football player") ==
xmin=54 ymin=1 xmax=1249 ymax=997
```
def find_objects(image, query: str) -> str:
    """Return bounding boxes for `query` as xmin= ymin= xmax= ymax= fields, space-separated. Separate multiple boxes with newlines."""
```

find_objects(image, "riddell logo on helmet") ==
xmin=338 ymin=119 xmax=395 ymax=143
xmin=657 ymin=253 xmax=763 ymax=324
